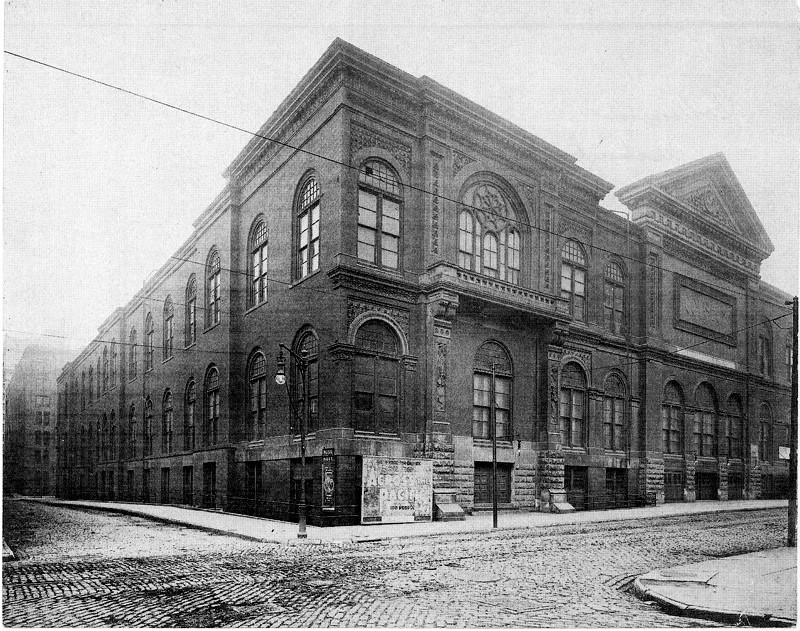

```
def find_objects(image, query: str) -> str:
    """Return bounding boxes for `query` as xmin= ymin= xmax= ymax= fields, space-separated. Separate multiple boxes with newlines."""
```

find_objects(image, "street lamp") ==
xmin=275 ymin=344 xmax=309 ymax=539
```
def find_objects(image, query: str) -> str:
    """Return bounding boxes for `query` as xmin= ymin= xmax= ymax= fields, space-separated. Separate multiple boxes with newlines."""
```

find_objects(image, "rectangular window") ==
xmin=207 ymin=391 xmax=219 ymax=444
xmin=559 ymin=388 xmax=585 ymax=447
xmin=357 ymin=190 xmax=377 ymax=263
xmin=250 ymin=378 xmax=266 ymax=440
xmin=161 ymin=468 xmax=170 ymax=503
xmin=472 ymin=373 xmax=491 ymax=438
xmin=727 ymin=416 xmax=741 ymax=459
xmin=164 ymin=316 xmax=173 ymax=359
xmin=381 ymin=200 xmax=400 ymax=269
xmin=188 ymin=299 xmax=196 ymax=345
xmin=603 ymin=397 xmax=624 ymax=451
xmin=182 ymin=466 xmax=194 ymax=505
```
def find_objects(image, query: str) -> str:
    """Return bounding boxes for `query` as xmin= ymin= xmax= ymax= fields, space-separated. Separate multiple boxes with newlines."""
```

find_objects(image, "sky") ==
xmin=4 ymin=0 xmax=799 ymax=355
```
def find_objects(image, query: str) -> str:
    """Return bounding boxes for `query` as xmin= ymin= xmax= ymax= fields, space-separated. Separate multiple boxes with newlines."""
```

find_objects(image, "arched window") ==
xmin=109 ymin=411 xmax=116 ymax=460
xmin=248 ymin=352 xmax=267 ymax=440
xmin=727 ymin=395 xmax=744 ymax=460
xmin=694 ymin=383 xmax=718 ymax=457
xmin=472 ymin=341 xmax=513 ymax=440
xmin=145 ymin=313 xmax=154 ymax=372
xmin=128 ymin=404 xmax=137 ymax=459
xmin=603 ymin=374 xmax=626 ymax=451
xmin=357 ymin=160 xmax=402 ymax=269
xmin=561 ymin=241 xmax=587 ymax=321
xmin=162 ymin=390 xmax=173 ymax=454
xmin=294 ymin=331 xmax=319 ymax=433
xmin=184 ymin=379 xmax=196 ymax=450
xmin=604 ymin=261 xmax=625 ymax=334
xmin=662 ymin=382 xmax=684 ymax=454
xmin=129 ymin=328 xmax=137 ymax=379
xmin=759 ymin=403 xmax=773 ymax=462
xmin=96 ymin=357 xmax=102 ymax=399
xmin=144 ymin=397 xmax=153 ymax=456
xmin=297 ymin=178 xmax=321 ymax=279
xmin=249 ymin=220 xmax=269 ymax=307
xmin=163 ymin=296 xmax=174 ymax=360
xmin=560 ymin=362 xmax=587 ymax=448
xmin=353 ymin=320 xmax=400 ymax=433
xmin=103 ymin=347 xmax=109 ymax=391
xmin=457 ymin=181 xmax=522 ymax=284
xmin=88 ymin=366 xmax=94 ymax=401
xmin=185 ymin=275 xmax=197 ymax=346
xmin=206 ymin=250 xmax=221 ymax=328
xmin=102 ymin=415 xmax=108 ymax=461
xmin=110 ymin=341 xmax=117 ymax=388
xmin=204 ymin=366 xmax=220 ymax=445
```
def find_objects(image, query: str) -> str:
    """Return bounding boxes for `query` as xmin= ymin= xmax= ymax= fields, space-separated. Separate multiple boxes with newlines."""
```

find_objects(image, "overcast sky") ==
xmin=4 ymin=0 xmax=799 ymax=353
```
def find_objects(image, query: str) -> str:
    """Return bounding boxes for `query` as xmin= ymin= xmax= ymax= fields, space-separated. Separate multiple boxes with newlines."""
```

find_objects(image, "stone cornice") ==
xmin=327 ymin=259 xmax=419 ymax=303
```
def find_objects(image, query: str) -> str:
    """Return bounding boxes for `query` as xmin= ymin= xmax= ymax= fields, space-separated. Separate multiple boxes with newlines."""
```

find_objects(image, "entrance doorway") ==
xmin=473 ymin=463 xmax=512 ymax=505
xmin=664 ymin=469 xmax=683 ymax=502
xmin=695 ymin=471 xmax=718 ymax=500
xmin=565 ymin=466 xmax=588 ymax=510
xmin=202 ymin=463 xmax=216 ymax=508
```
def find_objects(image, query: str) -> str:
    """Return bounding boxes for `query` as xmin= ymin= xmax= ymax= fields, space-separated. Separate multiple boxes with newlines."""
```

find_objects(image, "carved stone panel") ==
xmin=673 ymin=274 xmax=737 ymax=346
xmin=431 ymin=157 xmax=441 ymax=255
xmin=350 ymin=123 xmax=412 ymax=170
xmin=346 ymin=298 xmax=410 ymax=341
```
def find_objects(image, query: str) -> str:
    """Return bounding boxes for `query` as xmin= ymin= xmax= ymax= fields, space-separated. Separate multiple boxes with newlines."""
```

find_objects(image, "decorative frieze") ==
xmin=562 ymin=345 xmax=592 ymax=373
xmin=435 ymin=342 xmax=447 ymax=414
xmin=350 ymin=123 xmax=412 ymax=170
xmin=557 ymin=216 xmax=593 ymax=244
xmin=647 ymin=253 xmax=661 ymax=331
xmin=542 ymin=202 xmax=553 ymax=290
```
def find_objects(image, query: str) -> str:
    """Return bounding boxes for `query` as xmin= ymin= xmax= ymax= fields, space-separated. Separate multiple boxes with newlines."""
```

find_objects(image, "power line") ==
xmin=4 ymin=49 xmax=792 ymax=313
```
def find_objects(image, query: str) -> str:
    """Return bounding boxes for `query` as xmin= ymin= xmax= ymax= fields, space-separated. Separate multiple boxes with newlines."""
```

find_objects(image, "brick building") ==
xmin=55 ymin=39 xmax=793 ymax=524
xmin=5 ymin=344 xmax=70 ymax=496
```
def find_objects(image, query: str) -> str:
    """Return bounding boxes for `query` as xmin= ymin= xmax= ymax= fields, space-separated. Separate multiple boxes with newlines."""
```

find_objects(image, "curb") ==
xmin=632 ymin=577 xmax=795 ymax=627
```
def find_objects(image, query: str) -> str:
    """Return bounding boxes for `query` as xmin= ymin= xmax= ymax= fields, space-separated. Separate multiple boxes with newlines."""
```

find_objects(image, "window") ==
xmin=661 ymin=382 xmax=684 ymax=455
xmin=184 ymin=379 xmax=196 ymax=450
xmin=206 ymin=250 xmax=221 ymax=328
xmin=604 ymin=261 xmax=625 ymax=335
xmin=248 ymin=352 xmax=267 ymax=440
xmin=162 ymin=390 xmax=173 ymax=455
xmin=109 ymin=414 xmax=115 ymax=460
xmin=458 ymin=182 xmax=521 ymax=284
xmin=145 ymin=313 xmax=154 ymax=372
xmin=603 ymin=374 xmax=626 ymax=451
xmin=96 ymin=358 xmax=102 ymax=399
xmin=128 ymin=405 xmax=136 ymax=459
xmin=352 ymin=320 xmax=400 ymax=433
xmin=88 ymin=366 xmax=93 ymax=401
xmin=560 ymin=363 xmax=587 ymax=448
xmin=185 ymin=275 xmax=197 ymax=346
xmin=294 ymin=332 xmax=319 ymax=433
xmin=81 ymin=372 xmax=86 ymax=410
xmin=472 ymin=341 xmax=513 ymax=440
xmin=144 ymin=397 xmax=153 ymax=457
xmin=204 ymin=366 xmax=220 ymax=445
xmin=759 ymin=403 xmax=773 ymax=462
xmin=110 ymin=341 xmax=117 ymax=388
xmin=103 ymin=347 xmax=109 ymax=392
xmin=129 ymin=328 xmax=137 ymax=379
xmin=297 ymin=178 xmax=320 ymax=279
xmin=561 ymin=241 xmax=587 ymax=321
xmin=758 ymin=331 xmax=773 ymax=376
xmin=694 ymin=383 xmax=717 ymax=457
xmin=357 ymin=160 xmax=402 ymax=269
xmin=727 ymin=395 xmax=743 ymax=460
xmin=249 ymin=220 xmax=268 ymax=307
xmin=163 ymin=296 xmax=174 ymax=360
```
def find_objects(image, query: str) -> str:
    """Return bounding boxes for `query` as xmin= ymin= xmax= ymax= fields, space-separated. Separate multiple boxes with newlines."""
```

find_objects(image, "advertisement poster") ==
xmin=322 ymin=448 xmax=336 ymax=511
xmin=361 ymin=456 xmax=433 ymax=524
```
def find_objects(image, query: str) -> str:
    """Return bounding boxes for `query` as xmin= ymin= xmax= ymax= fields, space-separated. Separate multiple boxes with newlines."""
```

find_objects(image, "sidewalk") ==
xmin=23 ymin=496 xmax=787 ymax=545
xmin=634 ymin=547 xmax=797 ymax=626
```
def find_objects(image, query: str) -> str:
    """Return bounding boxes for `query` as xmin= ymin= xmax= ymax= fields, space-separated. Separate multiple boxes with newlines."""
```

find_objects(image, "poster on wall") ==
xmin=322 ymin=448 xmax=336 ymax=511
xmin=361 ymin=456 xmax=433 ymax=524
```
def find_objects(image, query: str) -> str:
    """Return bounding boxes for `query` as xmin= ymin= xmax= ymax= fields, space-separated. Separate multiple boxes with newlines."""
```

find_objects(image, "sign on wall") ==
xmin=361 ymin=456 xmax=433 ymax=524
xmin=322 ymin=448 xmax=336 ymax=511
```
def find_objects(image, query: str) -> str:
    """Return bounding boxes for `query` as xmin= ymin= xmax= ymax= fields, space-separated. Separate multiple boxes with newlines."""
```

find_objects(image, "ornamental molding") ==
xmin=541 ymin=200 xmax=553 ymax=290
xmin=327 ymin=264 xmax=418 ymax=303
xmin=235 ymin=69 xmax=343 ymax=187
xmin=346 ymin=297 xmax=411 ymax=342
xmin=558 ymin=216 xmax=593 ymax=243
xmin=347 ymin=93 xmax=414 ymax=130
xmin=562 ymin=345 xmax=592 ymax=374
xmin=431 ymin=157 xmax=441 ymax=255
xmin=453 ymin=150 xmax=476 ymax=176
xmin=350 ymin=122 xmax=412 ymax=170
xmin=346 ymin=72 xmax=420 ymax=122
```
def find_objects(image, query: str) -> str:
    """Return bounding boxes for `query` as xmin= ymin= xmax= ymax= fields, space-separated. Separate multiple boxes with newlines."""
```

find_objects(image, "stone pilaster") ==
xmin=538 ymin=449 xmax=565 ymax=510
xmin=749 ymin=458 xmax=763 ymax=499
xmin=717 ymin=460 xmax=728 ymax=501
xmin=684 ymin=456 xmax=696 ymax=501
xmin=513 ymin=450 xmax=537 ymax=509
xmin=640 ymin=457 xmax=665 ymax=504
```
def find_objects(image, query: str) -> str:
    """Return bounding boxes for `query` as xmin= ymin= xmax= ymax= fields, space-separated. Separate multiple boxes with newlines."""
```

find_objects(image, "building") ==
xmin=55 ymin=39 xmax=793 ymax=524
xmin=5 ymin=344 xmax=70 ymax=495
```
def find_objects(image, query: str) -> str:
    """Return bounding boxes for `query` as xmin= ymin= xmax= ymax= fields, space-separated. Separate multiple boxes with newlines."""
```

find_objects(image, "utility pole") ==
xmin=788 ymin=296 xmax=798 ymax=547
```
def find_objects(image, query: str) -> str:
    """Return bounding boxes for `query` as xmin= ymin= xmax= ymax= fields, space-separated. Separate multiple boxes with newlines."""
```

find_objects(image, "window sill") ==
xmin=204 ymin=322 xmax=221 ymax=334
xmin=353 ymin=431 xmax=401 ymax=440
xmin=244 ymin=301 xmax=268 ymax=316
xmin=162 ymin=356 xmax=174 ymax=365
xmin=356 ymin=260 xmax=403 ymax=275
xmin=473 ymin=438 xmax=514 ymax=447
xmin=184 ymin=341 xmax=197 ymax=351
xmin=291 ymin=269 xmax=322 ymax=288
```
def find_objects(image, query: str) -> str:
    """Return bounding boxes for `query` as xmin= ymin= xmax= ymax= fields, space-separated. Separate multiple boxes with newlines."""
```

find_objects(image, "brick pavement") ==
xmin=2 ymin=500 xmax=789 ymax=627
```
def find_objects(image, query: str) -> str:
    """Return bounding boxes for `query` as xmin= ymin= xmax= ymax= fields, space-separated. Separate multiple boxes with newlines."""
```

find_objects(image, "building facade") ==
xmin=5 ymin=344 xmax=70 ymax=495
xmin=55 ymin=39 xmax=793 ymax=524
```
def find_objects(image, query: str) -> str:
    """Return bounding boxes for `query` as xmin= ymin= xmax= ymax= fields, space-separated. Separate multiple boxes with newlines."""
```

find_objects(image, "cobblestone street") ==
xmin=2 ymin=500 xmax=788 ymax=627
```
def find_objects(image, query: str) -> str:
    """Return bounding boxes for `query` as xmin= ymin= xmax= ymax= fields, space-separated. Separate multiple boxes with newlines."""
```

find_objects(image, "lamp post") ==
xmin=275 ymin=344 xmax=309 ymax=539
xmin=491 ymin=360 xmax=498 ymax=529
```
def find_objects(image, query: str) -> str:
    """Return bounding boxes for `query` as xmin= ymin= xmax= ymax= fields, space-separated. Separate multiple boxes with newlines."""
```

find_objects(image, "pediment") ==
xmin=616 ymin=153 xmax=774 ymax=259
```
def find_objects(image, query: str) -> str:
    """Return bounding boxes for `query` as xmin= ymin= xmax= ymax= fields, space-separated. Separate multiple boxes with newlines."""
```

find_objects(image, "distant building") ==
xmin=4 ymin=344 xmax=69 ymax=495
xmin=56 ymin=39 xmax=793 ymax=524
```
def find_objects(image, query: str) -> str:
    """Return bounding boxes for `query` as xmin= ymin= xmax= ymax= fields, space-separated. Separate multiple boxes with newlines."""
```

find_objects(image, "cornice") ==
xmin=327 ymin=261 xmax=419 ymax=303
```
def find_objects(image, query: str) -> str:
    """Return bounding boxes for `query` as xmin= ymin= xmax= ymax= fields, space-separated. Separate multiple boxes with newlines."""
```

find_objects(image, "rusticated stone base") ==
xmin=684 ymin=458 xmax=696 ymax=502
xmin=640 ymin=458 xmax=665 ymax=504
xmin=513 ymin=459 xmax=536 ymax=509
xmin=749 ymin=463 xmax=762 ymax=499
xmin=717 ymin=460 xmax=728 ymax=501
